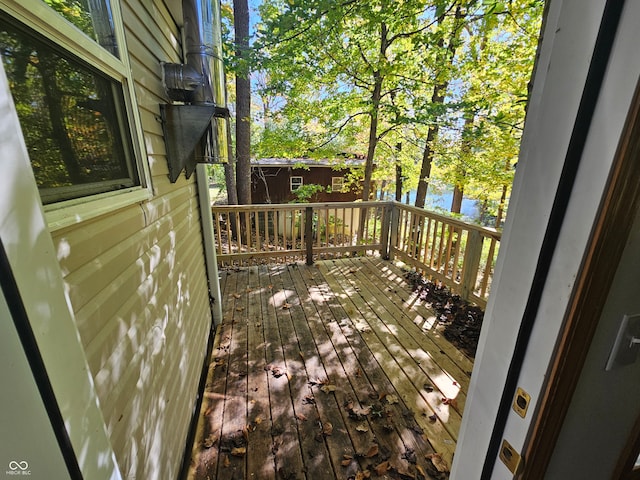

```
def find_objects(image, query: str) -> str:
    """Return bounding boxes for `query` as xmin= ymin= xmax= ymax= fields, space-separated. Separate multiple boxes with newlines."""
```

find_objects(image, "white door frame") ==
xmin=0 ymin=55 xmax=121 ymax=479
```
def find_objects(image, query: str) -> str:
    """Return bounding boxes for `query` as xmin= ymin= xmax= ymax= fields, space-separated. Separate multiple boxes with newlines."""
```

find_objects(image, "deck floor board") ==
xmin=189 ymin=258 xmax=472 ymax=480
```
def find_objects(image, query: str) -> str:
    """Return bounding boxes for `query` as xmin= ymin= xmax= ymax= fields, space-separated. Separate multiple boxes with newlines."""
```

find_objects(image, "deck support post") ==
xmin=305 ymin=206 xmax=314 ymax=265
xmin=461 ymin=229 xmax=483 ymax=302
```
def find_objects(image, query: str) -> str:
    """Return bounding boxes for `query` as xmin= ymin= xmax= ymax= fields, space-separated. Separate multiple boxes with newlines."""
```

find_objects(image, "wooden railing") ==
xmin=211 ymin=201 xmax=390 ymax=265
xmin=389 ymin=202 xmax=501 ymax=307
xmin=211 ymin=201 xmax=501 ymax=306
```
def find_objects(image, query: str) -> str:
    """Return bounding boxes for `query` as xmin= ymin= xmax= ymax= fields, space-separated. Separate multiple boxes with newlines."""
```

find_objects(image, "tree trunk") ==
xmin=495 ymin=158 xmax=511 ymax=228
xmin=414 ymin=5 xmax=464 ymax=209
xmin=451 ymin=111 xmax=473 ymax=214
xmin=234 ymin=0 xmax=251 ymax=205
xmin=414 ymin=121 xmax=439 ymax=208
xmin=451 ymin=184 xmax=464 ymax=213
xmin=358 ymin=22 xmax=388 ymax=242
xmin=395 ymin=162 xmax=403 ymax=201
xmin=362 ymin=71 xmax=383 ymax=202
xmin=378 ymin=179 xmax=387 ymax=201
xmin=361 ymin=22 xmax=388 ymax=203
xmin=224 ymin=163 xmax=238 ymax=205
xmin=394 ymin=142 xmax=402 ymax=201
xmin=225 ymin=124 xmax=239 ymax=206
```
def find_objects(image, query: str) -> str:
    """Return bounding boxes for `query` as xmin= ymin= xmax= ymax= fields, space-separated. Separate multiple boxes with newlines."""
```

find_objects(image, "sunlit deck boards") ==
xmin=188 ymin=257 xmax=473 ymax=480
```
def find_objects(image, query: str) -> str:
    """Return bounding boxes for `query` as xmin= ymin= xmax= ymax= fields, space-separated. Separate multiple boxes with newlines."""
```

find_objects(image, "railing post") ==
xmin=380 ymin=202 xmax=391 ymax=259
xmin=388 ymin=202 xmax=400 ymax=261
xmin=305 ymin=206 xmax=314 ymax=265
xmin=461 ymin=230 xmax=483 ymax=302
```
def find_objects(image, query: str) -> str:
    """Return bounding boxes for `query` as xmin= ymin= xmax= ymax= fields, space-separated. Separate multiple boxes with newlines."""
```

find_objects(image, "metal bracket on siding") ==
xmin=160 ymin=104 xmax=229 ymax=183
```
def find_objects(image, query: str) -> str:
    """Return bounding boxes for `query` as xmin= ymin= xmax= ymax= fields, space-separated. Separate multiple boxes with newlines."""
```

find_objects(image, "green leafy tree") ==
xmin=246 ymin=0 xmax=542 ymax=227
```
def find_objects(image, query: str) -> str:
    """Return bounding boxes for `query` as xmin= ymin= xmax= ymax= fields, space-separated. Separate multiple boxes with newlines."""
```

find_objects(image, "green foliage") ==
xmin=290 ymin=183 xmax=325 ymax=203
xmin=236 ymin=0 xmax=542 ymax=211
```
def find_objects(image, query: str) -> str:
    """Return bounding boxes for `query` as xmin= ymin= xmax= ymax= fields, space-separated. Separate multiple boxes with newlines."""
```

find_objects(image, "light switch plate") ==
xmin=605 ymin=314 xmax=640 ymax=371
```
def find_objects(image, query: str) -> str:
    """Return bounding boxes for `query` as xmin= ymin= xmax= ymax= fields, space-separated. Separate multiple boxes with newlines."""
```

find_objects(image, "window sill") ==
xmin=45 ymin=187 xmax=152 ymax=233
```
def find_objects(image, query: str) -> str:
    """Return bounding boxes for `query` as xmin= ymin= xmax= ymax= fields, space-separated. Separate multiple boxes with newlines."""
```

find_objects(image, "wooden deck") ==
xmin=186 ymin=257 xmax=473 ymax=480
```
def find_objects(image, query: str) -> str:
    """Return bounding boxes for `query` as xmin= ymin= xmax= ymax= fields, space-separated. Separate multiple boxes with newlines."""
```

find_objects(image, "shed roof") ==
xmin=251 ymin=157 xmax=366 ymax=168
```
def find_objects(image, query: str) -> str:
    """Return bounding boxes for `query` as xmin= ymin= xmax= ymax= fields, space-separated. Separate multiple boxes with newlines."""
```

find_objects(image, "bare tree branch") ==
xmin=312 ymin=111 xmax=368 ymax=150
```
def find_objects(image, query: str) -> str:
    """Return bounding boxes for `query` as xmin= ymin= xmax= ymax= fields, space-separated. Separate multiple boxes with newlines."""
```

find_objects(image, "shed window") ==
xmin=0 ymin=3 xmax=141 ymax=205
xmin=331 ymin=176 xmax=345 ymax=193
xmin=290 ymin=176 xmax=303 ymax=191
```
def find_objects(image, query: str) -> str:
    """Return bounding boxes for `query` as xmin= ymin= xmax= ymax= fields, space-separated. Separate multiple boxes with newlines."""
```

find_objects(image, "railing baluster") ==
xmin=423 ymin=216 xmax=432 ymax=267
xmin=452 ymin=228 xmax=462 ymax=285
xmin=443 ymin=224 xmax=454 ymax=277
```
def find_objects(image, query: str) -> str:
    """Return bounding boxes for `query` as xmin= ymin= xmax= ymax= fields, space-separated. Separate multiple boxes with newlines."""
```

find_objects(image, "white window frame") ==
xmin=331 ymin=176 xmax=345 ymax=193
xmin=290 ymin=176 xmax=303 ymax=192
xmin=0 ymin=1 xmax=151 ymax=232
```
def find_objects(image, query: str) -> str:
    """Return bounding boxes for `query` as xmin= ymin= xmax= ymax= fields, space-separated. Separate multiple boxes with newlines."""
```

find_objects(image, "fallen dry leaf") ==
xmin=242 ymin=425 xmax=249 ymax=441
xmin=365 ymin=444 xmax=379 ymax=458
xmin=341 ymin=459 xmax=352 ymax=467
xmin=296 ymin=413 xmax=307 ymax=422
xmin=235 ymin=306 xmax=245 ymax=312
xmin=202 ymin=433 xmax=218 ymax=448
xmin=322 ymin=422 xmax=333 ymax=436
xmin=426 ymin=453 xmax=449 ymax=473
xmin=356 ymin=470 xmax=371 ymax=480
xmin=320 ymin=384 xmax=337 ymax=394
xmin=353 ymin=406 xmax=371 ymax=416
xmin=386 ymin=394 xmax=399 ymax=405
xmin=231 ymin=447 xmax=246 ymax=457
xmin=356 ymin=423 xmax=369 ymax=433
xmin=282 ymin=302 xmax=292 ymax=309
xmin=223 ymin=454 xmax=230 ymax=467
xmin=254 ymin=416 xmax=263 ymax=425
xmin=428 ymin=414 xmax=437 ymax=423
xmin=374 ymin=461 xmax=390 ymax=475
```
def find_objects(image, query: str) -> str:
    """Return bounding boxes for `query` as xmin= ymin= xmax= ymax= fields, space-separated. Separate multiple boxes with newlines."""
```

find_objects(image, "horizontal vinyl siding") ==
xmin=49 ymin=1 xmax=213 ymax=478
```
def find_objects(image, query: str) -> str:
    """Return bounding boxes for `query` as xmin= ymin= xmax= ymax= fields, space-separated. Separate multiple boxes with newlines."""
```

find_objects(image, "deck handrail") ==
xmin=211 ymin=200 xmax=501 ymax=306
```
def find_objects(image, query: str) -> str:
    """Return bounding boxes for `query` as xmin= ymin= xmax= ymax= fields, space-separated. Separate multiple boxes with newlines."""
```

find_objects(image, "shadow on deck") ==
xmin=185 ymin=257 xmax=473 ymax=480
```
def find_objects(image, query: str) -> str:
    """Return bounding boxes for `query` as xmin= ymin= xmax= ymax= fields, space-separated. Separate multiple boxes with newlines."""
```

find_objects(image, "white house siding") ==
xmin=49 ymin=1 xmax=212 ymax=478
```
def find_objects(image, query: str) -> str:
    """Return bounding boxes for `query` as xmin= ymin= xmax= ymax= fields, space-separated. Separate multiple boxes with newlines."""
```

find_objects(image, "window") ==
xmin=0 ymin=2 xmax=141 ymax=205
xmin=290 ymin=176 xmax=303 ymax=191
xmin=331 ymin=176 xmax=345 ymax=193
xmin=42 ymin=0 xmax=119 ymax=57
